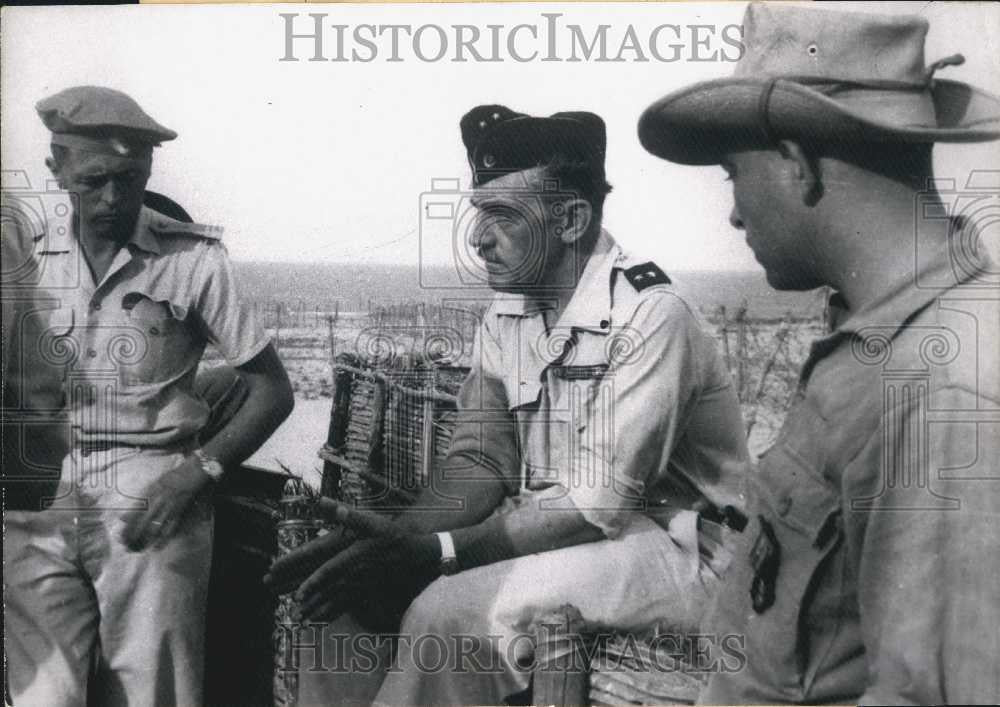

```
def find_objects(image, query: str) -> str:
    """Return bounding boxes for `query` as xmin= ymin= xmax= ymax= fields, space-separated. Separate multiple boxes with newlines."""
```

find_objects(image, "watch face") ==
xmin=205 ymin=461 xmax=225 ymax=480
xmin=196 ymin=452 xmax=225 ymax=480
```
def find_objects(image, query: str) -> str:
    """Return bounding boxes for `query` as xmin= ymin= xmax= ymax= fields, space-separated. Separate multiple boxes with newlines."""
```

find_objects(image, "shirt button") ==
xmin=149 ymin=326 xmax=160 ymax=335
xmin=86 ymin=348 xmax=97 ymax=358
xmin=600 ymin=320 xmax=609 ymax=329
xmin=777 ymin=496 xmax=793 ymax=516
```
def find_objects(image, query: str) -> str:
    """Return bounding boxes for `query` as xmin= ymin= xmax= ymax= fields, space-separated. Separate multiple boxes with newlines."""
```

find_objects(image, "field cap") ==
xmin=638 ymin=2 xmax=1000 ymax=165
xmin=37 ymin=85 xmax=177 ymax=159
xmin=461 ymin=104 xmax=606 ymax=186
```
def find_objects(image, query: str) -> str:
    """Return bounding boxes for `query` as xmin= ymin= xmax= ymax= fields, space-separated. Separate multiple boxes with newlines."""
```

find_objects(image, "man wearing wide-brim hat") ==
xmin=639 ymin=3 xmax=1000 ymax=704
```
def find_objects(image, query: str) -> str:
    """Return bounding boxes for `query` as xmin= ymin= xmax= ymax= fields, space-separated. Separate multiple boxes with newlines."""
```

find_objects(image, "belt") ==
xmin=75 ymin=437 xmax=197 ymax=457
xmin=75 ymin=440 xmax=141 ymax=457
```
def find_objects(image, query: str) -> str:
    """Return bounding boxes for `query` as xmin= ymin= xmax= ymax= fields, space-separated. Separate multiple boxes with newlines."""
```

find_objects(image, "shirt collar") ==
xmin=492 ymin=229 xmax=620 ymax=332
xmin=803 ymin=225 xmax=993 ymax=383
xmin=125 ymin=206 xmax=162 ymax=255
xmin=832 ymin=246 xmax=990 ymax=341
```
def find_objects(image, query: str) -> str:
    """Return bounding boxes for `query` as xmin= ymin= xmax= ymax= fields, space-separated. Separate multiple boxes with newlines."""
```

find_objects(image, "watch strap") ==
xmin=436 ymin=531 xmax=459 ymax=575
xmin=193 ymin=448 xmax=225 ymax=481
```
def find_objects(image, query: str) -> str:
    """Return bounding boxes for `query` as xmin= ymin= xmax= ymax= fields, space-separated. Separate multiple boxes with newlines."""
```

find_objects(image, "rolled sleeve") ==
xmin=444 ymin=311 xmax=521 ymax=495
xmin=194 ymin=244 xmax=270 ymax=366
xmin=569 ymin=292 xmax=704 ymax=538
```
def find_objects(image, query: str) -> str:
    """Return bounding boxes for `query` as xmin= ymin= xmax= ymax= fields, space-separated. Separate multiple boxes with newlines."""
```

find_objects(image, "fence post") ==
xmin=273 ymin=303 xmax=283 ymax=358
xmin=717 ymin=305 xmax=731 ymax=377
xmin=744 ymin=315 xmax=791 ymax=439
xmin=735 ymin=301 xmax=748 ymax=401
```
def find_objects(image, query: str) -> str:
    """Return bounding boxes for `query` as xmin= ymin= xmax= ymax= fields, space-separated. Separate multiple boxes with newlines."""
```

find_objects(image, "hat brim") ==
xmin=639 ymin=77 xmax=1000 ymax=166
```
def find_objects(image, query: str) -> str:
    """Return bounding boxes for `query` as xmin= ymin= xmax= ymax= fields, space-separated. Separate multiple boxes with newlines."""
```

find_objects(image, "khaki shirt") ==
xmin=3 ymin=201 xmax=269 ymax=464
xmin=446 ymin=231 xmax=749 ymax=538
xmin=700 ymin=245 xmax=1000 ymax=704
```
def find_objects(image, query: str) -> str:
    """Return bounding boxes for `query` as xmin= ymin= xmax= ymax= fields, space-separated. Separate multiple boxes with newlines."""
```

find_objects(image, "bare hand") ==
xmin=120 ymin=455 xmax=212 ymax=552
xmin=264 ymin=499 xmax=440 ymax=625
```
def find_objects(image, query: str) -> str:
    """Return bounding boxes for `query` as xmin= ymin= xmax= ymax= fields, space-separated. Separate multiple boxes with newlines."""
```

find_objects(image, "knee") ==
xmin=399 ymin=578 xmax=456 ymax=637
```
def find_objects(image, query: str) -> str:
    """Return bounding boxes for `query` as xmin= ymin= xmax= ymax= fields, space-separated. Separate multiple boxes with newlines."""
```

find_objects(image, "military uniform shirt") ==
xmin=700 ymin=243 xmax=1000 ymax=705
xmin=446 ymin=230 xmax=749 ymax=538
xmin=3 ymin=202 xmax=270 ymax=458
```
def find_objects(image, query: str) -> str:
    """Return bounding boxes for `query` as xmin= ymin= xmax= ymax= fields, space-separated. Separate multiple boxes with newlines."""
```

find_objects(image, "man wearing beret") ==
xmin=639 ymin=4 xmax=1000 ymax=704
xmin=267 ymin=105 xmax=750 ymax=704
xmin=2 ymin=86 xmax=294 ymax=706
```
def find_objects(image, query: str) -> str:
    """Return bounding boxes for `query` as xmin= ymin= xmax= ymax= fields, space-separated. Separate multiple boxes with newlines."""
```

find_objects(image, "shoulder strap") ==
xmin=623 ymin=261 xmax=671 ymax=292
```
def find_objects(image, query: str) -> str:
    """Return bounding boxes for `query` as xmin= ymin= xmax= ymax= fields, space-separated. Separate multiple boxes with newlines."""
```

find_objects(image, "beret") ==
xmin=36 ymin=86 xmax=176 ymax=157
xmin=460 ymin=104 xmax=606 ymax=186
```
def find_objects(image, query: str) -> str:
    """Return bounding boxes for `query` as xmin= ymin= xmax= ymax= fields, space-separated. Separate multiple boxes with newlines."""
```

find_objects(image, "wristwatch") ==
xmin=435 ymin=531 xmax=460 ymax=576
xmin=193 ymin=448 xmax=225 ymax=482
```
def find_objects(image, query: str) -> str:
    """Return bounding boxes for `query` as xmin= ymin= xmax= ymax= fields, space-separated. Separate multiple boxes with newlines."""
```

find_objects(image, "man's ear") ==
xmin=557 ymin=198 xmax=593 ymax=245
xmin=777 ymin=140 xmax=823 ymax=206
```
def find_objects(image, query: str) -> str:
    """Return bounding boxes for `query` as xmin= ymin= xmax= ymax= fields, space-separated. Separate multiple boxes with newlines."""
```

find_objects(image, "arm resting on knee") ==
xmin=452 ymin=490 xmax=605 ymax=571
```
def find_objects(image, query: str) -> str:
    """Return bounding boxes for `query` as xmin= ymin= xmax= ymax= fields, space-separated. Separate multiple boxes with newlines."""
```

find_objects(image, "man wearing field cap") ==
xmin=267 ymin=105 xmax=750 ymax=705
xmin=2 ymin=86 xmax=294 ymax=706
xmin=639 ymin=3 xmax=1000 ymax=704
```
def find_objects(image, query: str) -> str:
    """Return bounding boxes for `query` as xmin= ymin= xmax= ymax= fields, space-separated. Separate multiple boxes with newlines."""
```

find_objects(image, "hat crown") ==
xmin=737 ymin=3 xmax=929 ymax=84
xmin=460 ymin=104 xmax=606 ymax=186
xmin=36 ymin=85 xmax=176 ymax=145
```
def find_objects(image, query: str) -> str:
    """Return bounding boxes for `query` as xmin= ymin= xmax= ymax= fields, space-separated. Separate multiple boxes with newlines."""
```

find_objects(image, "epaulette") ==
xmin=148 ymin=214 xmax=224 ymax=240
xmin=623 ymin=261 xmax=671 ymax=292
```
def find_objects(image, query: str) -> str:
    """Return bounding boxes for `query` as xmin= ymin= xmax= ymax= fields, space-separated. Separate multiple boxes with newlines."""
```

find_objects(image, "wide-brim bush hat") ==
xmin=638 ymin=2 xmax=1000 ymax=165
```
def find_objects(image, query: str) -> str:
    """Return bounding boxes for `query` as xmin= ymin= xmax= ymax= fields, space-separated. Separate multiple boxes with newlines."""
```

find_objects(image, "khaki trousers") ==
xmin=297 ymin=506 xmax=729 ymax=706
xmin=3 ymin=445 xmax=214 ymax=707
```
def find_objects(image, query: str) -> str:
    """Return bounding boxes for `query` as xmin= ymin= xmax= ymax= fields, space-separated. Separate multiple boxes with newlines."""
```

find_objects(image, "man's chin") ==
xmin=486 ymin=277 xmax=520 ymax=294
xmin=87 ymin=215 xmax=133 ymax=240
xmin=763 ymin=267 xmax=821 ymax=292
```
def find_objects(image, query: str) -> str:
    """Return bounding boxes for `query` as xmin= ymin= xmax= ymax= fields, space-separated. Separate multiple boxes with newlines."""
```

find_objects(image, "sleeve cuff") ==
xmin=225 ymin=334 xmax=272 ymax=368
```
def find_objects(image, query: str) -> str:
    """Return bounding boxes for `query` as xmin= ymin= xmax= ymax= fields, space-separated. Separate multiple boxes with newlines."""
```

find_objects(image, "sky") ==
xmin=3 ymin=1 xmax=999 ymax=271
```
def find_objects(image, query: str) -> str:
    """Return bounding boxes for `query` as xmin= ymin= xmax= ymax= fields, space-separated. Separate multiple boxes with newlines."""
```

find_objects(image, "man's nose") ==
xmin=729 ymin=204 xmax=744 ymax=231
xmin=101 ymin=179 xmax=123 ymax=206
xmin=469 ymin=218 xmax=494 ymax=251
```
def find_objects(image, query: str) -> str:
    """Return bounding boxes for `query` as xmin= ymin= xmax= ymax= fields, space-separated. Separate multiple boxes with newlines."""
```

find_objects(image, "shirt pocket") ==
xmin=119 ymin=292 xmax=196 ymax=385
xmin=747 ymin=442 xmax=844 ymax=695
